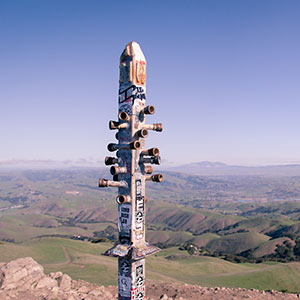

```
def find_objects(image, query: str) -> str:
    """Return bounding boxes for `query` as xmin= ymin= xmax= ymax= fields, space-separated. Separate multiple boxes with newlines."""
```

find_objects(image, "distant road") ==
xmin=0 ymin=205 xmax=24 ymax=212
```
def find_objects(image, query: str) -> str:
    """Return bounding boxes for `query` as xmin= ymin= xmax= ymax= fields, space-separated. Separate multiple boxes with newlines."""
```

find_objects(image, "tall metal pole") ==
xmin=99 ymin=41 xmax=163 ymax=300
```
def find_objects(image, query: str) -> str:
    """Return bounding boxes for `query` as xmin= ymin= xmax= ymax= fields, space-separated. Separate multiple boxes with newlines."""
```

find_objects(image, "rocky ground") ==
xmin=0 ymin=257 xmax=300 ymax=300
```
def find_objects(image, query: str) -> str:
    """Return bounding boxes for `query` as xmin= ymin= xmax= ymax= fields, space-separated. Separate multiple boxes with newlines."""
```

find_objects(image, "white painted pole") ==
xmin=99 ymin=41 xmax=163 ymax=300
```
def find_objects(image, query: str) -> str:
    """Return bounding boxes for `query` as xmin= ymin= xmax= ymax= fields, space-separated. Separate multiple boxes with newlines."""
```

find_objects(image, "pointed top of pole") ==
xmin=120 ymin=41 xmax=146 ymax=86
xmin=122 ymin=41 xmax=146 ymax=62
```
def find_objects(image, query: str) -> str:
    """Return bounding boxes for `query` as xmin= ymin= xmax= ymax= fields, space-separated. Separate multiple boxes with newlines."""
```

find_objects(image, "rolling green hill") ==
xmin=253 ymin=237 xmax=295 ymax=258
xmin=206 ymin=232 xmax=270 ymax=254
xmin=146 ymin=202 xmax=243 ymax=234
xmin=2 ymin=237 xmax=300 ymax=292
xmin=189 ymin=233 xmax=221 ymax=247
xmin=2 ymin=167 xmax=300 ymax=291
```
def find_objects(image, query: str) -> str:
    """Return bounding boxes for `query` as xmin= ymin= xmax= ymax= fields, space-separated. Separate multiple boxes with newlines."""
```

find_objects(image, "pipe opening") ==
xmin=119 ymin=111 xmax=129 ymax=121
xmin=131 ymin=141 xmax=141 ymax=150
xmin=116 ymin=195 xmax=131 ymax=204
xmin=138 ymin=129 xmax=148 ymax=138
xmin=152 ymin=174 xmax=163 ymax=182
xmin=144 ymin=105 xmax=155 ymax=115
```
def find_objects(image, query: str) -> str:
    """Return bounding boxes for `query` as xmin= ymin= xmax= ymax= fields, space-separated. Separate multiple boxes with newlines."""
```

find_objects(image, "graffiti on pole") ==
xmin=98 ymin=41 xmax=163 ymax=300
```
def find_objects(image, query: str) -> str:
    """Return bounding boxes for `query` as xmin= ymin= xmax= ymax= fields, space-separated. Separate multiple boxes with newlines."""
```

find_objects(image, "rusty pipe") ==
xmin=145 ymin=174 xmax=163 ymax=183
xmin=109 ymin=120 xmax=129 ymax=130
xmin=136 ymin=129 xmax=148 ymax=138
xmin=144 ymin=165 xmax=153 ymax=174
xmin=118 ymin=111 xmax=130 ymax=122
xmin=140 ymin=156 xmax=161 ymax=165
xmin=98 ymin=179 xmax=128 ymax=188
xmin=143 ymin=105 xmax=155 ymax=115
xmin=116 ymin=194 xmax=131 ymax=204
xmin=105 ymin=156 xmax=120 ymax=166
xmin=107 ymin=141 xmax=141 ymax=152
xmin=141 ymin=147 xmax=160 ymax=157
xmin=143 ymin=123 xmax=163 ymax=132
xmin=110 ymin=166 xmax=127 ymax=175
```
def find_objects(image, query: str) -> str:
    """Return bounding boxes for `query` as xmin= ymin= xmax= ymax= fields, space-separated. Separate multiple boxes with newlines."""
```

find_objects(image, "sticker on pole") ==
xmin=119 ymin=203 xmax=132 ymax=233
xmin=118 ymin=275 xmax=131 ymax=297
xmin=119 ymin=259 xmax=131 ymax=276
xmin=131 ymin=285 xmax=145 ymax=300
xmin=135 ymin=179 xmax=144 ymax=233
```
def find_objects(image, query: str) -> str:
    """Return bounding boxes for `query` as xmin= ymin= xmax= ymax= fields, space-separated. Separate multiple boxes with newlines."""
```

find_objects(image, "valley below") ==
xmin=2 ymin=166 xmax=300 ymax=293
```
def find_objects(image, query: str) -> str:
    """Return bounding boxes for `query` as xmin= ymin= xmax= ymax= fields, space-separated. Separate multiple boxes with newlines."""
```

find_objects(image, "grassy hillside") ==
xmin=190 ymin=233 xmax=221 ymax=247
xmin=218 ymin=216 xmax=294 ymax=235
xmin=206 ymin=232 xmax=270 ymax=254
xmin=2 ymin=168 xmax=300 ymax=288
xmin=1 ymin=237 xmax=300 ymax=292
xmin=146 ymin=201 xmax=243 ymax=234
xmin=146 ymin=230 xmax=194 ymax=246
xmin=1 ymin=168 xmax=300 ymax=259
xmin=253 ymin=237 xmax=295 ymax=258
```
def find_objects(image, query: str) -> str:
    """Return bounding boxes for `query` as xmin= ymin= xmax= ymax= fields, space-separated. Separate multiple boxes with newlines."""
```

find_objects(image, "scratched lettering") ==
xmin=119 ymin=85 xmax=146 ymax=104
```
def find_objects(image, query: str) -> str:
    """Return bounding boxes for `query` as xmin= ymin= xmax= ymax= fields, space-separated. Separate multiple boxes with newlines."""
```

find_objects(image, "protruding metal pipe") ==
xmin=136 ymin=129 xmax=148 ymax=138
xmin=107 ymin=141 xmax=141 ymax=152
xmin=143 ymin=123 xmax=163 ymax=132
xmin=130 ymin=141 xmax=141 ymax=150
xmin=140 ymin=156 xmax=161 ymax=165
xmin=110 ymin=165 xmax=127 ymax=175
xmin=143 ymin=105 xmax=155 ymax=115
xmin=145 ymin=174 xmax=163 ymax=183
xmin=144 ymin=165 xmax=153 ymax=174
xmin=141 ymin=147 xmax=160 ymax=157
xmin=118 ymin=111 xmax=130 ymax=122
xmin=109 ymin=120 xmax=129 ymax=130
xmin=98 ymin=179 xmax=128 ymax=188
xmin=116 ymin=194 xmax=131 ymax=204
xmin=105 ymin=156 xmax=120 ymax=166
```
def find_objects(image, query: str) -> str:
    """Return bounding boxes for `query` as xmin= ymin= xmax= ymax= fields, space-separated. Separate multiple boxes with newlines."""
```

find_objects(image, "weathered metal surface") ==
xmin=98 ymin=41 xmax=163 ymax=300
xmin=98 ymin=179 xmax=128 ymax=188
xmin=104 ymin=243 xmax=160 ymax=260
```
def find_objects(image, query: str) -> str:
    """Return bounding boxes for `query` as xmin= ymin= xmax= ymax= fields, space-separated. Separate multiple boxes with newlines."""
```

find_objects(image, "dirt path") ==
xmin=62 ymin=246 xmax=73 ymax=263
xmin=44 ymin=246 xmax=85 ymax=269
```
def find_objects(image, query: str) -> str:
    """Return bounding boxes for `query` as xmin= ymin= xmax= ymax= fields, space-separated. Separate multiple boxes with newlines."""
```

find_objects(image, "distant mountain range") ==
xmin=167 ymin=161 xmax=300 ymax=176
xmin=2 ymin=159 xmax=300 ymax=176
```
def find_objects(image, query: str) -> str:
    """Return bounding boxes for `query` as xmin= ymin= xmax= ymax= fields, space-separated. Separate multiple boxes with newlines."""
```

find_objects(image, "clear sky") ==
xmin=1 ymin=0 xmax=300 ymax=166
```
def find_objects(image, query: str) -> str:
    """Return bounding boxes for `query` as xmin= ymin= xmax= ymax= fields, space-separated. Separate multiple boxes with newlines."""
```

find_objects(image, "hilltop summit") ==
xmin=0 ymin=257 xmax=299 ymax=300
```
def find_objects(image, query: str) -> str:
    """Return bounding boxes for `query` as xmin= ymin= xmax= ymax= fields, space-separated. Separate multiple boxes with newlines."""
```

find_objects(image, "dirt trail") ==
xmin=62 ymin=246 xmax=73 ymax=263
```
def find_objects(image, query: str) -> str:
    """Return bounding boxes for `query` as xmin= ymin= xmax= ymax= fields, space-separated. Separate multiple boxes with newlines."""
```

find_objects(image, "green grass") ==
xmin=2 ymin=237 xmax=300 ymax=292
xmin=146 ymin=230 xmax=194 ymax=245
xmin=253 ymin=237 xmax=293 ymax=257
xmin=191 ymin=233 xmax=221 ymax=247
xmin=206 ymin=232 xmax=270 ymax=254
xmin=0 ymin=214 xmax=117 ymax=242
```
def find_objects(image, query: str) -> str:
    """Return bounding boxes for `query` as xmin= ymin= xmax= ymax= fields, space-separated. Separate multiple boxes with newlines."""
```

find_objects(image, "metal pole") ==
xmin=99 ymin=41 xmax=163 ymax=300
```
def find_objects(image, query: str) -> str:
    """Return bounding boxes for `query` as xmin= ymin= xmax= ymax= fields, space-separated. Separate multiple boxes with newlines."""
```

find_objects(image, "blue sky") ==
xmin=0 ymin=0 xmax=299 ymax=166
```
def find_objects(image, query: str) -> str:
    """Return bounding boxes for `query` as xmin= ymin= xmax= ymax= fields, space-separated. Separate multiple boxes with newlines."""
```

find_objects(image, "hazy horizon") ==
xmin=1 ymin=158 xmax=300 ymax=169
